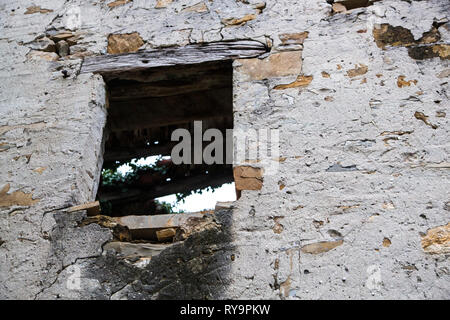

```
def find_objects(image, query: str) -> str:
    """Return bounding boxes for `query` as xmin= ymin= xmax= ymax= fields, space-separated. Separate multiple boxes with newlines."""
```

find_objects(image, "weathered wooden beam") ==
xmin=66 ymin=201 xmax=100 ymax=216
xmin=107 ymin=88 xmax=231 ymax=132
xmin=108 ymin=74 xmax=231 ymax=100
xmin=113 ymin=212 xmax=207 ymax=230
xmin=99 ymin=171 xmax=233 ymax=202
xmin=81 ymin=40 xmax=268 ymax=75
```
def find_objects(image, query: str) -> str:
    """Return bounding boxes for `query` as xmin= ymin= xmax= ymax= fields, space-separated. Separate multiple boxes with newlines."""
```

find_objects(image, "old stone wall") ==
xmin=0 ymin=0 xmax=448 ymax=299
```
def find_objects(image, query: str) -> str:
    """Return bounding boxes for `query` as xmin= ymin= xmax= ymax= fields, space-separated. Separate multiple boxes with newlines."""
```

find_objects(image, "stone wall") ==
xmin=0 ymin=0 xmax=448 ymax=299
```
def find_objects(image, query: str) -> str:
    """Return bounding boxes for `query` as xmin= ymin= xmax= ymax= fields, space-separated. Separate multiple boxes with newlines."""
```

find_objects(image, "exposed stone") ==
xmin=414 ymin=111 xmax=438 ymax=129
xmin=50 ymin=32 xmax=74 ymax=42
xmin=0 ymin=143 xmax=13 ymax=151
xmin=397 ymin=75 xmax=417 ymax=88
xmin=431 ymin=44 xmax=450 ymax=59
xmin=0 ymin=184 xmax=39 ymax=207
xmin=380 ymin=130 xmax=413 ymax=136
xmin=421 ymin=223 xmax=450 ymax=254
xmin=56 ymin=40 xmax=70 ymax=57
xmin=332 ymin=3 xmax=347 ymax=13
xmin=408 ymin=44 xmax=450 ymax=60
xmin=237 ymin=51 xmax=302 ymax=81
xmin=222 ymin=14 xmax=257 ymax=27
xmin=273 ymin=75 xmax=313 ymax=90
xmin=373 ymin=24 xmax=415 ymax=49
xmin=26 ymin=50 xmax=59 ymax=61
xmin=444 ymin=202 xmax=450 ymax=211
xmin=373 ymin=23 xmax=448 ymax=61
xmin=233 ymin=166 xmax=263 ymax=191
xmin=107 ymin=0 xmax=132 ymax=8
xmin=279 ymin=31 xmax=309 ymax=45
xmin=24 ymin=6 xmax=53 ymax=14
xmin=29 ymin=37 xmax=56 ymax=52
xmin=155 ymin=0 xmax=172 ymax=8
xmin=272 ymin=217 xmax=284 ymax=234
xmin=418 ymin=27 xmax=441 ymax=44
xmin=382 ymin=237 xmax=392 ymax=247
xmin=33 ymin=167 xmax=46 ymax=174
xmin=346 ymin=64 xmax=368 ymax=78
xmin=253 ymin=2 xmax=266 ymax=14
xmin=437 ymin=69 xmax=450 ymax=78
xmin=301 ymin=240 xmax=344 ymax=254
xmin=326 ymin=163 xmax=358 ymax=172
xmin=107 ymin=32 xmax=144 ymax=54
xmin=182 ymin=2 xmax=208 ymax=13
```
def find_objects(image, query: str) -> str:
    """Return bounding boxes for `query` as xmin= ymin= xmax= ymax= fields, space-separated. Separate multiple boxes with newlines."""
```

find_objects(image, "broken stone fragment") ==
xmin=421 ymin=223 xmax=450 ymax=254
xmin=372 ymin=23 xmax=448 ymax=61
xmin=301 ymin=240 xmax=344 ymax=254
xmin=56 ymin=40 xmax=70 ymax=57
xmin=107 ymin=32 xmax=144 ymax=54
xmin=29 ymin=37 xmax=56 ymax=52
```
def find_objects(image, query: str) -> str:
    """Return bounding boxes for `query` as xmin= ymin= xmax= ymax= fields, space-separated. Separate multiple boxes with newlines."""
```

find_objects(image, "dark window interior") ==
xmin=96 ymin=60 xmax=234 ymax=222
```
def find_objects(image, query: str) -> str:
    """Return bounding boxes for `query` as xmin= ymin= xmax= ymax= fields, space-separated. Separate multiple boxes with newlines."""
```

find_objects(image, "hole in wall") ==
xmin=94 ymin=60 xmax=236 ymax=243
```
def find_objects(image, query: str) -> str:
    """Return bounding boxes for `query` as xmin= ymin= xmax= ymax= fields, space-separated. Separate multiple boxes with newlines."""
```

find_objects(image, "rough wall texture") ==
xmin=0 ymin=0 xmax=449 ymax=299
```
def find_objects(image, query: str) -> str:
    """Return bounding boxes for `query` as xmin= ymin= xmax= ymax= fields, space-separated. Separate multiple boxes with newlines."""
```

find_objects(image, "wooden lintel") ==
xmin=81 ymin=40 xmax=268 ymax=75
xmin=113 ymin=212 xmax=207 ymax=230
xmin=99 ymin=171 xmax=233 ymax=203
xmin=67 ymin=201 xmax=100 ymax=216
